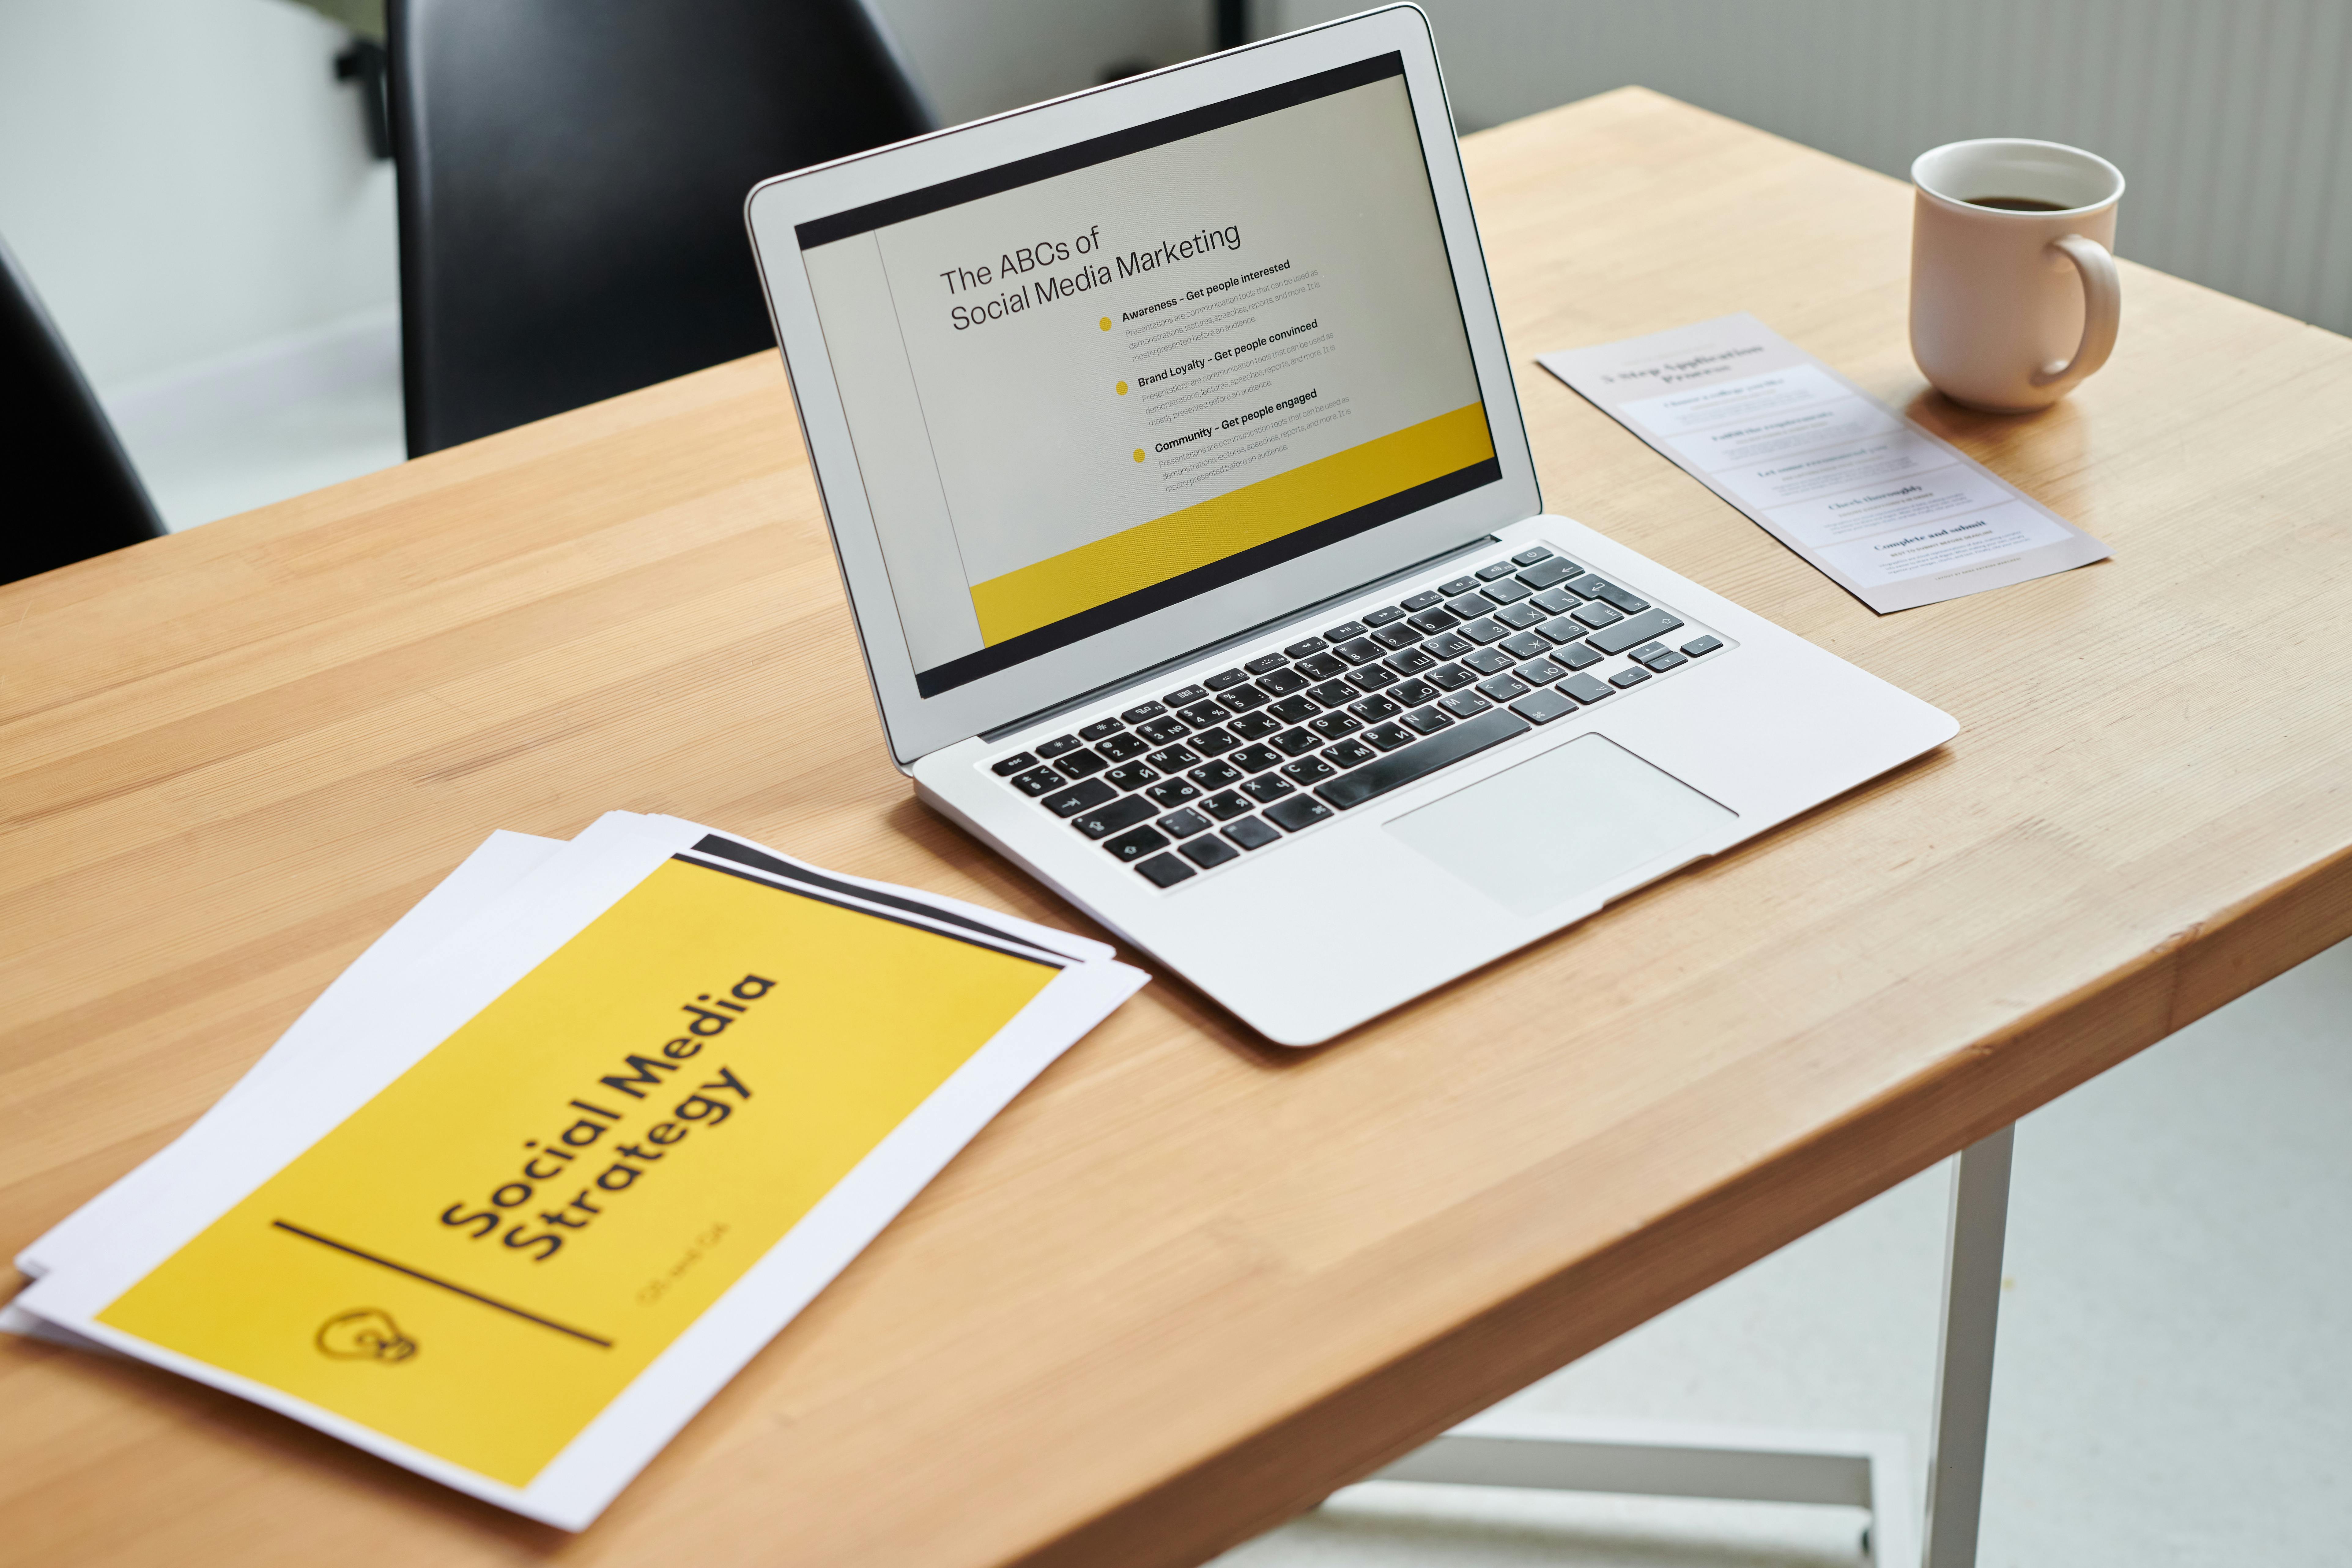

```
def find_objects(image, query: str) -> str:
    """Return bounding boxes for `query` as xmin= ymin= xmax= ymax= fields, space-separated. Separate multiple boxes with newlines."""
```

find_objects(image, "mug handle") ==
xmin=2031 ymin=233 xmax=2121 ymax=390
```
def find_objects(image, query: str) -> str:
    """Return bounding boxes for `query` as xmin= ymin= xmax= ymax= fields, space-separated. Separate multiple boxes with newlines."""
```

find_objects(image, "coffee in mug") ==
xmin=1910 ymin=139 xmax=2125 ymax=412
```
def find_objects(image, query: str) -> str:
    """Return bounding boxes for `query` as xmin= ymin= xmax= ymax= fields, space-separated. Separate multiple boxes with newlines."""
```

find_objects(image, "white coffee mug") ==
xmin=1910 ymin=139 xmax=2125 ymax=412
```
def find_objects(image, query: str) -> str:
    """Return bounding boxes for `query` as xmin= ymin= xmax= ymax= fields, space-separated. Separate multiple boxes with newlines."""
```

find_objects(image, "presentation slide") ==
xmin=802 ymin=59 xmax=1493 ymax=691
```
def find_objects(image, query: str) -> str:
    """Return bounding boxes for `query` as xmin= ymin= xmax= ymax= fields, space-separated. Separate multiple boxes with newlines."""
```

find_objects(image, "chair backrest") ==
xmin=388 ymin=0 xmax=932 ymax=456
xmin=1 ymin=234 xmax=166 ymax=585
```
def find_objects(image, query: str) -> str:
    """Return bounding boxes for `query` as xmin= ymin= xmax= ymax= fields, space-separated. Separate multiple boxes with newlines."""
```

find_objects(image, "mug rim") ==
xmin=1912 ymin=137 xmax=2125 ymax=219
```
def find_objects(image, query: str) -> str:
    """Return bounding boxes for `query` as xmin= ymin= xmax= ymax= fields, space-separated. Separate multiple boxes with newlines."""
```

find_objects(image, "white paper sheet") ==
xmin=1539 ymin=314 xmax=2109 ymax=612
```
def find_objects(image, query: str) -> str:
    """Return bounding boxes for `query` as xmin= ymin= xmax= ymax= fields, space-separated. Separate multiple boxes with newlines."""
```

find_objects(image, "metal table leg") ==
xmin=1365 ymin=1125 xmax=2016 ymax=1567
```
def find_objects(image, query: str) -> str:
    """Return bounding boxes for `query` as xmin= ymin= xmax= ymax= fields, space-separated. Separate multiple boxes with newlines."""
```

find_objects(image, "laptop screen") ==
xmin=795 ymin=53 xmax=1497 ymax=698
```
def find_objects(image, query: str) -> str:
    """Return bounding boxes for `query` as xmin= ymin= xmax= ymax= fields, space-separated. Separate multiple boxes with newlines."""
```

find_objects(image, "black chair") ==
xmin=388 ymin=0 xmax=933 ymax=456
xmin=2 ymin=233 xmax=166 ymax=585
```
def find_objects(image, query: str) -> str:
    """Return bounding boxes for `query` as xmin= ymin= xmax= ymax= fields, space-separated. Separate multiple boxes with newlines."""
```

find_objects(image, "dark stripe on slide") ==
xmin=685 ymin=835 xmax=1064 ymax=957
xmin=672 ymin=854 xmax=1062 ymax=969
xmin=270 ymin=1221 xmax=612 ymax=1347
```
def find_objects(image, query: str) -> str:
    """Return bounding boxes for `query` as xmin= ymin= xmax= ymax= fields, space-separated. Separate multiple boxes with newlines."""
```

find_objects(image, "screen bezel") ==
xmin=745 ymin=5 xmax=1541 ymax=767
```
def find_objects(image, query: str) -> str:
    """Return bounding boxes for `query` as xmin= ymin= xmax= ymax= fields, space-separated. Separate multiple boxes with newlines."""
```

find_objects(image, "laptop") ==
xmin=744 ymin=4 xmax=1955 ymax=1045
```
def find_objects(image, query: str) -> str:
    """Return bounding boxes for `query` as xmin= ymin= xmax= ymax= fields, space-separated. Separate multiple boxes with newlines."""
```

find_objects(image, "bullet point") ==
xmin=1116 ymin=380 xmax=1129 ymax=395
xmin=1099 ymin=317 xmax=1111 ymax=331
xmin=1132 ymin=449 xmax=1145 ymax=463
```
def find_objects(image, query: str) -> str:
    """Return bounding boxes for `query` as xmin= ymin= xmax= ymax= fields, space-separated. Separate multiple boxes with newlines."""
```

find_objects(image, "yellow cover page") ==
xmin=97 ymin=852 xmax=1062 ymax=1488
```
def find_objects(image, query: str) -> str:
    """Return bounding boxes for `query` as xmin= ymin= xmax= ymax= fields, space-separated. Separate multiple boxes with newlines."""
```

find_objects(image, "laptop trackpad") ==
xmin=1385 ymin=734 xmax=1735 ymax=917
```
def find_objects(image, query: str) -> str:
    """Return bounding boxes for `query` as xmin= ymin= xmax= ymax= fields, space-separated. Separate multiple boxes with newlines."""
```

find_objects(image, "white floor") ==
xmin=1215 ymin=937 xmax=2352 ymax=1568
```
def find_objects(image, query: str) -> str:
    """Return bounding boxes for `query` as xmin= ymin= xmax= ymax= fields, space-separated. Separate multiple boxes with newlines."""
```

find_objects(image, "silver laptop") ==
xmin=744 ymin=5 xmax=1954 ymax=1045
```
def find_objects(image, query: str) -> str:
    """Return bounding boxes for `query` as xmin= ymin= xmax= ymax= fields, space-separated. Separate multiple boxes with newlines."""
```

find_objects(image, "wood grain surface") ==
xmin=4 ymin=87 xmax=2349 ymax=1568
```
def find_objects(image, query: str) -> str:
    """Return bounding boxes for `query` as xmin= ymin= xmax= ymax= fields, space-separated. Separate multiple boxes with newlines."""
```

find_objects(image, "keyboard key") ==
xmin=1037 ymin=735 xmax=1080 ymax=759
xmin=1201 ymin=790 xmax=1254 ymax=821
xmin=1162 ymin=684 xmax=1209 ymax=708
xmin=1280 ymin=754 xmax=1337 ymax=784
xmin=1267 ymin=697 xmax=1318 ymax=726
xmin=1120 ymin=701 xmax=1166 ymax=724
xmin=1347 ymin=694 xmax=1402 ymax=721
xmin=1228 ymin=710 xmax=1280 ymax=740
xmin=1177 ymin=701 xmax=1231 ymax=728
xmin=1371 ymin=621 xmax=1422 ymax=650
xmin=1145 ymin=778 xmax=1202 ymax=807
xmin=1283 ymin=637 xmax=1328 ymax=659
xmin=1500 ymin=631 xmax=1551 ymax=661
xmin=1244 ymin=651 xmax=1290 ymax=675
xmin=1510 ymin=688 xmax=1577 ymax=725
xmin=1180 ymin=834 xmax=1239 ymax=869
xmin=1588 ymin=607 xmax=1687 ymax=655
xmin=1190 ymin=726 xmax=1241 ymax=756
xmin=1230 ymin=743 xmax=1283 ymax=774
xmin=1439 ymin=689 xmax=1492 ymax=718
xmin=1640 ymin=649 xmax=1688 ymax=673
xmin=1295 ymin=652 xmax=1348 ymax=680
xmin=1322 ymin=620 xmax=1368 ymax=643
xmin=1241 ymin=773 xmax=1295 ymax=804
xmin=1516 ymin=556 xmax=1576 ymax=589
xmin=1071 ymin=795 xmax=1156 ymax=839
xmin=1476 ymin=560 xmax=1517 ymax=581
xmin=1514 ymin=656 xmax=1569 ymax=685
xmin=1157 ymin=807 xmax=1211 ymax=838
xmin=1078 ymin=718 xmax=1124 ymax=742
xmin=1401 ymin=704 xmax=1453 ymax=734
xmin=1223 ymin=816 xmax=1280 ymax=851
xmin=1438 ymin=574 xmax=1480 ymax=596
xmin=1460 ymin=617 xmax=1510 ymax=645
xmin=1571 ymin=601 xmax=1624 ymax=629
xmin=1556 ymin=642 xmax=1605 ymax=671
xmin=1462 ymin=647 xmax=1515 ymax=675
xmin=1444 ymin=594 xmax=1491 ymax=620
xmin=1256 ymin=666 xmax=1310 ymax=697
xmin=1135 ymin=716 xmax=1188 ymax=744
xmin=1532 ymin=586 xmax=1582 ymax=615
xmin=1135 ymin=852 xmax=1195 ymax=888
xmin=1495 ymin=602 xmax=1547 ymax=629
xmin=1365 ymin=721 xmax=1416 ymax=751
xmin=1401 ymin=589 xmax=1444 ymax=612
xmin=1304 ymin=679 xmax=1352 ymax=708
xmin=1270 ymin=727 xmax=1321 ymax=757
xmin=1575 ymin=576 xmax=1649 ymax=614
xmin=1480 ymin=577 xmax=1532 ymax=604
xmin=1511 ymin=545 xmax=1554 ymax=566
xmin=1205 ymin=668 xmax=1249 ymax=691
xmin=1313 ymin=708 xmax=1529 ymax=811
xmin=1536 ymin=615 xmax=1588 ymax=645
xmin=1145 ymin=745 xmax=1199 ymax=771
xmin=1011 ymin=767 xmax=1063 ymax=797
xmin=1219 ymin=683 xmax=1269 ymax=711
xmin=1391 ymin=676 xmax=1439 ymax=706
xmin=1630 ymin=641 xmax=1667 ymax=660
xmin=1682 ymin=635 xmax=1724 ymax=658
xmin=1102 ymin=763 xmax=1159 ymax=792
xmin=1306 ymin=711 xmax=1363 ymax=740
xmin=1423 ymin=630 xmax=1476 ymax=661
xmin=1042 ymin=778 xmax=1116 ymax=817
xmin=1477 ymin=674 xmax=1530 ymax=701
xmin=991 ymin=752 xmax=1039 ymax=776
xmin=1364 ymin=605 xmax=1406 ymax=627
xmin=1380 ymin=646 xmax=1435 ymax=676
xmin=1408 ymin=607 xmax=1459 ymax=636
xmin=1054 ymin=748 xmax=1109 ymax=778
xmin=1095 ymin=731 xmax=1149 ymax=762
xmin=1560 ymin=673 xmax=1613 ymax=705
xmin=1609 ymin=666 xmax=1651 ymax=688
xmin=1347 ymin=663 xmax=1400 ymax=691
xmin=1324 ymin=739 xmax=1377 ymax=768
xmin=1265 ymin=795 xmax=1334 ymax=832
xmin=1426 ymin=662 xmax=1476 ymax=691
xmin=1188 ymin=759 xmax=1243 ymax=789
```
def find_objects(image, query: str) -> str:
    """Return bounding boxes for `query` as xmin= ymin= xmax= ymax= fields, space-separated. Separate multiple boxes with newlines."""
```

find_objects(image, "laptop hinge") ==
xmin=975 ymin=535 xmax=1502 ymax=745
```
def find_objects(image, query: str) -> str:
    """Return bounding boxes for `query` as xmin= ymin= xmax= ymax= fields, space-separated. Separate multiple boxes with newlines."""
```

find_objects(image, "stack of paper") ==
xmin=2 ymin=812 xmax=1144 ymax=1528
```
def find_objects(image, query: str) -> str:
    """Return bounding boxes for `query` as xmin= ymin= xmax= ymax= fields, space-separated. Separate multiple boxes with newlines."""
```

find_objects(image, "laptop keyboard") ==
xmin=983 ymin=545 xmax=1728 ymax=891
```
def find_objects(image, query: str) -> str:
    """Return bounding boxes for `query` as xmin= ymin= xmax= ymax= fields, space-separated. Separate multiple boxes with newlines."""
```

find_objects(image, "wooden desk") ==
xmin=4 ymin=87 xmax=2349 ymax=1568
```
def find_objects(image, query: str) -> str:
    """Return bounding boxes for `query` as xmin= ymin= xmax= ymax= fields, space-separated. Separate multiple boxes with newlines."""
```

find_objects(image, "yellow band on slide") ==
xmin=969 ymin=402 xmax=1495 ymax=646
